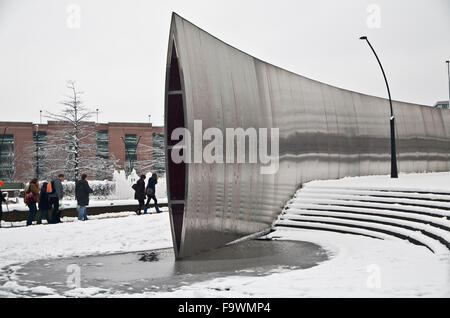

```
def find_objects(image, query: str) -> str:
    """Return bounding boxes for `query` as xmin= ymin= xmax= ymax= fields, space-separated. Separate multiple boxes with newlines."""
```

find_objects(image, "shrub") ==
xmin=62 ymin=180 xmax=116 ymax=200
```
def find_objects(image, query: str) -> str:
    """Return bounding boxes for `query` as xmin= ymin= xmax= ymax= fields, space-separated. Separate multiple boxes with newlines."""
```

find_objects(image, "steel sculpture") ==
xmin=164 ymin=13 xmax=450 ymax=258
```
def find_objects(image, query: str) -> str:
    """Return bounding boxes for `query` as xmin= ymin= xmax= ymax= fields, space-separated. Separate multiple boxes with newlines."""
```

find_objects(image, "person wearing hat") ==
xmin=0 ymin=180 xmax=6 ymax=228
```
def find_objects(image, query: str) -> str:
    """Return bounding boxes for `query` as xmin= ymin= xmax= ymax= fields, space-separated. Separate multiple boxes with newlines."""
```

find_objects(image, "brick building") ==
xmin=0 ymin=121 xmax=164 ymax=182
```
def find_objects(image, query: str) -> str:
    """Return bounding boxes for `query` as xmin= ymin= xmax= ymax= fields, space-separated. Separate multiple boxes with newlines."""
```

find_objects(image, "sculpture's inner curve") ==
xmin=166 ymin=40 xmax=186 ymax=254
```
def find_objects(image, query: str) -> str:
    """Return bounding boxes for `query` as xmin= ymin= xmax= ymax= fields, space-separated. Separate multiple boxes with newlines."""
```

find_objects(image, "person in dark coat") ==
xmin=75 ymin=173 xmax=93 ymax=221
xmin=134 ymin=175 xmax=146 ymax=215
xmin=0 ymin=182 xmax=6 ymax=228
xmin=37 ymin=181 xmax=51 ymax=224
xmin=24 ymin=178 xmax=40 ymax=226
xmin=144 ymin=173 xmax=161 ymax=214
xmin=49 ymin=174 xmax=64 ymax=224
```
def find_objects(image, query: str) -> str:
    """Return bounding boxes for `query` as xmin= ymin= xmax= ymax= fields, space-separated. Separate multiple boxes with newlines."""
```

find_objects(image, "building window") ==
xmin=96 ymin=130 xmax=109 ymax=159
xmin=0 ymin=134 xmax=14 ymax=181
xmin=152 ymin=132 xmax=165 ymax=174
xmin=435 ymin=102 xmax=449 ymax=109
xmin=33 ymin=131 xmax=47 ymax=144
xmin=125 ymin=134 xmax=138 ymax=173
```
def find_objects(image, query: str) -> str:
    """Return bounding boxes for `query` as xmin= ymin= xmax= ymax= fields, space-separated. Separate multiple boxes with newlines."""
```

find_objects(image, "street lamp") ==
xmin=134 ymin=136 xmax=142 ymax=174
xmin=360 ymin=35 xmax=398 ymax=178
xmin=34 ymin=124 xmax=39 ymax=179
xmin=120 ymin=136 xmax=130 ymax=175
xmin=96 ymin=108 xmax=99 ymax=124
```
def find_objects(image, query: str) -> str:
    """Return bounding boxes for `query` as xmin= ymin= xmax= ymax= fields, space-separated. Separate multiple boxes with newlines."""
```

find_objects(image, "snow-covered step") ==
xmin=292 ymin=192 xmax=450 ymax=210
xmin=275 ymin=219 xmax=399 ymax=241
xmin=280 ymin=212 xmax=450 ymax=248
xmin=275 ymin=216 xmax=449 ymax=255
xmin=289 ymin=198 xmax=450 ymax=218
xmin=284 ymin=207 xmax=450 ymax=231
xmin=275 ymin=219 xmax=449 ymax=255
xmin=287 ymin=202 xmax=450 ymax=219
xmin=302 ymin=185 xmax=450 ymax=196
xmin=299 ymin=187 xmax=450 ymax=202
xmin=275 ymin=182 xmax=450 ymax=255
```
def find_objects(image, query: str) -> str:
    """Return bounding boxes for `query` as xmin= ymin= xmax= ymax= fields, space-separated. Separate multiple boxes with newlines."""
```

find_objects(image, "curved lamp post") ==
xmin=34 ymin=124 xmax=39 ymax=179
xmin=360 ymin=36 xmax=398 ymax=178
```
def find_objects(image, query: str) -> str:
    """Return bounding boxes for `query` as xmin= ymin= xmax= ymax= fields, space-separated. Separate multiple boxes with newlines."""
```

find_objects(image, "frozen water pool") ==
xmin=13 ymin=239 xmax=328 ymax=295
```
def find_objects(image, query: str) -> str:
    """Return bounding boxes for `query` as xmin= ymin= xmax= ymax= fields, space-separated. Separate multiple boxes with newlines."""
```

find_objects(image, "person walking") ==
xmin=0 ymin=180 xmax=6 ymax=228
xmin=144 ymin=173 xmax=161 ymax=214
xmin=133 ymin=174 xmax=146 ymax=215
xmin=24 ymin=178 xmax=40 ymax=226
xmin=49 ymin=174 xmax=64 ymax=224
xmin=75 ymin=173 xmax=93 ymax=221
xmin=37 ymin=181 xmax=51 ymax=224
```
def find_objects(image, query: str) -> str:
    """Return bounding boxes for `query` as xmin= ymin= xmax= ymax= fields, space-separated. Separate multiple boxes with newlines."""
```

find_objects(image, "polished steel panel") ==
xmin=165 ymin=13 xmax=450 ymax=258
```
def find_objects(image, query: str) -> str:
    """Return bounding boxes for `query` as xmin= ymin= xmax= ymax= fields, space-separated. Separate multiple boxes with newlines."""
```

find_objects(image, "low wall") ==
xmin=1 ymin=203 xmax=168 ymax=223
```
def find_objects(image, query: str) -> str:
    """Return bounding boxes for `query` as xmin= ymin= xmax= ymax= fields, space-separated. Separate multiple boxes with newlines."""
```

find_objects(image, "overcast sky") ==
xmin=0 ymin=0 xmax=449 ymax=126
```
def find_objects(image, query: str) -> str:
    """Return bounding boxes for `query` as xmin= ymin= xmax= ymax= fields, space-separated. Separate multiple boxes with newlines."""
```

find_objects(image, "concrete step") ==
xmin=276 ymin=186 xmax=450 ymax=255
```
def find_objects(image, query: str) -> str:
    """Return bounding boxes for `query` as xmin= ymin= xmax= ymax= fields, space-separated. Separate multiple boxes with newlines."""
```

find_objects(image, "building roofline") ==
xmin=0 ymin=120 xmax=163 ymax=128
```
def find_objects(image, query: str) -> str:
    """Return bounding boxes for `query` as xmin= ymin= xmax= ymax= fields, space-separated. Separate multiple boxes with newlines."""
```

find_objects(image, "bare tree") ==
xmin=93 ymin=154 xmax=121 ymax=180
xmin=44 ymin=81 xmax=97 ymax=181
xmin=16 ymin=138 xmax=121 ymax=182
xmin=15 ymin=81 xmax=160 ymax=181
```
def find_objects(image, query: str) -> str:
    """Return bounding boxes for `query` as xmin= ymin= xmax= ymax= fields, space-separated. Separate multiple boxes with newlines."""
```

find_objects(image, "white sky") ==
xmin=0 ymin=0 xmax=449 ymax=126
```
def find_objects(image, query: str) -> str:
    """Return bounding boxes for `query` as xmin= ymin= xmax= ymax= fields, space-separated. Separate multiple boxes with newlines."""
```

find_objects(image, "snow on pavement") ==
xmin=1 ymin=212 xmax=449 ymax=297
xmin=135 ymin=228 xmax=450 ymax=298
xmin=0 ymin=212 xmax=173 ymax=270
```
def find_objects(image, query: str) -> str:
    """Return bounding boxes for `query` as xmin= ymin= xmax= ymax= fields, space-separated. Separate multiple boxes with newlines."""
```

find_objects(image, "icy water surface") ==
xmin=14 ymin=239 xmax=328 ymax=295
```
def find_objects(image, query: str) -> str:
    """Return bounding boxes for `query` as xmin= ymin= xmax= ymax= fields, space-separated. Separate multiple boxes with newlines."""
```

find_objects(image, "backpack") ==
xmin=47 ymin=180 xmax=56 ymax=194
xmin=132 ymin=183 xmax=137 ymax=191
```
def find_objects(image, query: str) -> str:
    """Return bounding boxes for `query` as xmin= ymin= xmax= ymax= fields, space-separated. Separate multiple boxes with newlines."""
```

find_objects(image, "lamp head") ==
xmin=359 ymin=36 xmax=368 ymax=40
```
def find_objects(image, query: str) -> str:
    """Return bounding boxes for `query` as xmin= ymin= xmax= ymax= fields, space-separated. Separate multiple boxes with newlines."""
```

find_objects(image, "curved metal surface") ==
xmin=164 ymin=13 xmax=450 ymax=258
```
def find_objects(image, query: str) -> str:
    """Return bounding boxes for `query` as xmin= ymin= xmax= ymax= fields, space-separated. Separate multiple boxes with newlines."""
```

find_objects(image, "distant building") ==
xmin=0 ymin=121 xmax=164 ymax=182
xmin=434 ymin=101 xmax=449 ymax=109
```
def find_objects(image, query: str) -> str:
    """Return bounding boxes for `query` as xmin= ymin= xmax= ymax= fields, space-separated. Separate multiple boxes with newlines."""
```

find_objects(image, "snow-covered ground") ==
xmin=0 ymin=210 xmax=172 ymax=272
xmin=2 ymin=215 xmax=448 ymax=297
xmin=1 ymin=172 xmax=450 ymax=297
xmin=146 ymin=228 xmax=450 ymax=298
